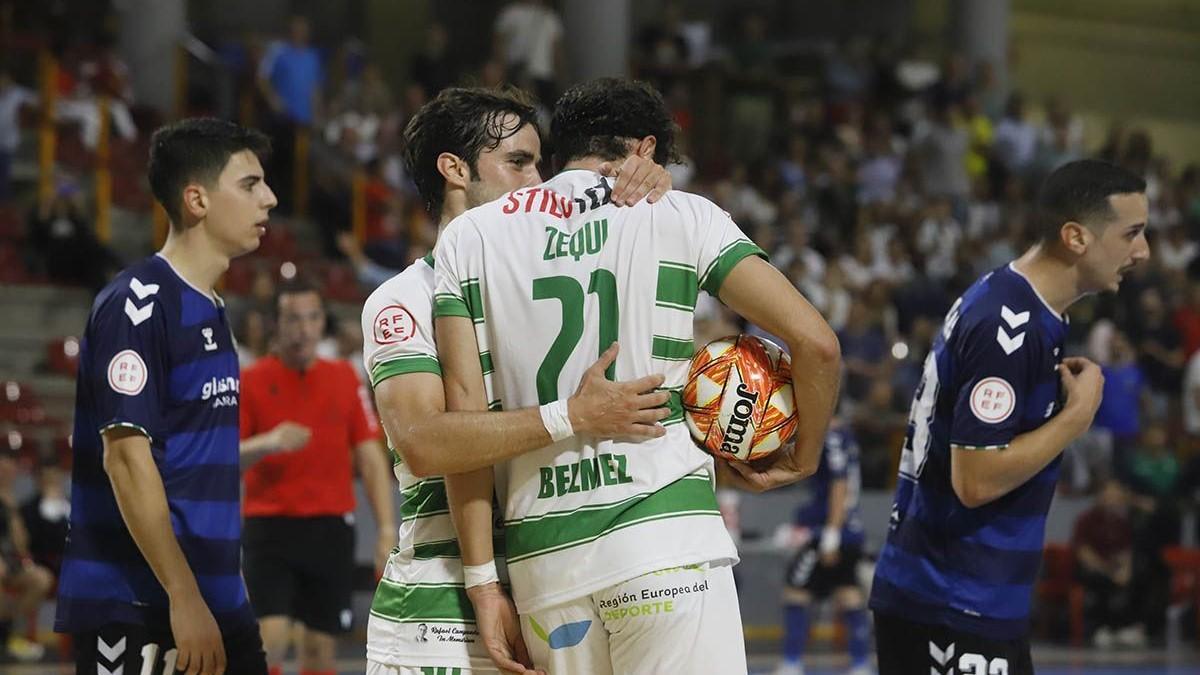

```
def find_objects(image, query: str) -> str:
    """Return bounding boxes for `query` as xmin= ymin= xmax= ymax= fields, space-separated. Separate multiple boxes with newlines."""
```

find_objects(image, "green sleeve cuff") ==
xmin=699 ymin=240 xmax=768 ymax=296
xmin=433 ymin=293 xmax=471 ymax=319
xmin=370 ymin=355 xmax=442 ymax=387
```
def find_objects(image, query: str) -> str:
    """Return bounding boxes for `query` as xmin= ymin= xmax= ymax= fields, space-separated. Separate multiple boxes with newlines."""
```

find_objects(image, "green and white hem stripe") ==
xmin=370 ymin=578 xmax=475 ymax=624
xmin=400 ymin=477 xmax=449 ymax=522
xmin=504 ymin=473 xmax=719 ymax=563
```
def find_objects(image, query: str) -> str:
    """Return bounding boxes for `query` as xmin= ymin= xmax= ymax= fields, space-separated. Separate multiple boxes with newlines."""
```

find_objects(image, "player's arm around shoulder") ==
xmin=949 ymin=307 xmax=1104 ymax=507
xmin=718 ymin=255 xmax=841 ymax=490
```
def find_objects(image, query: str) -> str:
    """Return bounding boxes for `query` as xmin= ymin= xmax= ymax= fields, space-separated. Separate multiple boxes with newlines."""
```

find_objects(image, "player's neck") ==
xmin=1011 ymin=244 xmax=1083 ymax=316
xmin=277 ymin=351 xmax=316 ymax=373
xmin=159 ymin=227 xmax=230 ymax=299
xmin=439 ymin=192 xmax=468 ymax=230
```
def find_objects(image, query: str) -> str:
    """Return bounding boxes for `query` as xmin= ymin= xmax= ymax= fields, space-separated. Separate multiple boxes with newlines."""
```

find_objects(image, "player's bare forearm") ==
xmin=435 ymin=314 xmax=500 ymax=565
xmin=719 ymin=256 xmax=841 ymax=486
xmin=101 ymin=428 xmax=202 ymax=599
xmin=379 ymin=347 xmax=668 ymax=477
xmin=238 ymin=432 xmax=279 ymax=469
xmin=445 ymin=468 xmax=498 ymax=566
xmin=356 ymin=439 xmax=396 ymax=534
xmin=378 ymin=375 xmax=552 ymax=477
xmin=787 ymin=341 xmax=841 ymax=476
xmin=951 ymin=406 xmax=1091 ymax=508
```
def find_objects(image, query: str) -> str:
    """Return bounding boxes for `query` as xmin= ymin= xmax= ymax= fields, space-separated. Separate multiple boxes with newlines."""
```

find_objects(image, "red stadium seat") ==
xmin=323 ymin=262 xmax=365 ymax=303
xmin=1162 ymin=546 xmax=1200 ymax=645
xmin=45 ymin=337 xmax=81 ymax=377
xmin=0 ymin=243 xmax=31 ymax=284
xmin=1037 ymin=543 xmax=1084 ymax=646
xmin=222 ymin=259 xmax=256 ymax=296
xmin=0 ymin=206 xmax=24 ymax=242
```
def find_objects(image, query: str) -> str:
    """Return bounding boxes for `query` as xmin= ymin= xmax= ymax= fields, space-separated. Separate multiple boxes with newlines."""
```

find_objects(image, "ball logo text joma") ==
xmin=719 ymin=382 xmax=758 ymax=455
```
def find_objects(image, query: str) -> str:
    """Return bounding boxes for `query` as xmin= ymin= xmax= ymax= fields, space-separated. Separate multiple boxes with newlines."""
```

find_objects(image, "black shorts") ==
xmin=874 ymin=611 xmax=1034 ymax=675
xmin=243 ymin=515 xmax=355 ymax=634
xmin=784 ymin=541 xmax=862 ymax=598
xmin=74 ymin=621 xmax=267 ymax=675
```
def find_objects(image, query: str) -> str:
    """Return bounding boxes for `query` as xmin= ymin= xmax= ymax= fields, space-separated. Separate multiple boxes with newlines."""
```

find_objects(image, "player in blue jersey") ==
xmin=775 ymin=422 xmax=869 ymax=675
xmin=870 ymin=159 xmax=1149 ymax=674
xmin=56 ymin=118 xmax=277 ymax=675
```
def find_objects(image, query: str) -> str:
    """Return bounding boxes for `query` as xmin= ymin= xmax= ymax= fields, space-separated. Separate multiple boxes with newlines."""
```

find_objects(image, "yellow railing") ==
xmin=36 ymin=50 xmax=56 ymax=208
xmin=94 ymin=97 xmax=112 ymax=242
xmin=351 ymin=167 xmax=366 ymax=244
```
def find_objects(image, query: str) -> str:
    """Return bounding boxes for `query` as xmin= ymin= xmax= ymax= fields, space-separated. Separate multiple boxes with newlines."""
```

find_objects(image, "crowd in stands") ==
xmin=1 ymin=0 xmax=1200 ymax=655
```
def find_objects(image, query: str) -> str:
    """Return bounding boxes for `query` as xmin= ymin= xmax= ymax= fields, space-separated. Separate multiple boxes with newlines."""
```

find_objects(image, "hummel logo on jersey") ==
xmin=97 ymin=636 xmax=125 ymax=662
xmin=124 ymin=297 xmax=154 ymax=326
xmin=125 ymin=277 xmax=159 ymax=326
xmin=996 ymin=305 xmax=1027 ymax=355
xmin=202 ymin=327 xmax=218 ymax=351
xmin=1000 ymin=305 xmax=1029 ymax=329
xmin=129 ymin=277 xmax=160 ymax=300
xmin=996 ymin=326 xmax=1024 ymax=355
xmin=929 ymin=640 xmax=955 ymax=673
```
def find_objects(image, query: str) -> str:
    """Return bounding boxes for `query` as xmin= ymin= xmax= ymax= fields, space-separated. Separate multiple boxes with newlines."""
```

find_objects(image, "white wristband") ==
xmin=819 ymin=526 xmax=841 ymax=555
xmin=539 ymin=399 xmax=575 ymax=442
xmin=463 ymin=560 xmax=500 ymax=589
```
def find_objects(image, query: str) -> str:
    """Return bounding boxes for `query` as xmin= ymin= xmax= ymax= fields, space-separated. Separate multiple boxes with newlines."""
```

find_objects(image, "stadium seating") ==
xmin=1037 ymin=543 xmax=1085 ymax=646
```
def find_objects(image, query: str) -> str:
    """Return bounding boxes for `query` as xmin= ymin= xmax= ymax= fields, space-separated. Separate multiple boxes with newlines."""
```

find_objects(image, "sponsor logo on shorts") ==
xmin=528 ymin=617 xmax=591 ymax=650
xmin=414 ymin=623 xmax=479 ymax=645
xmin=596 ymin=574 xmax=710 ymax=622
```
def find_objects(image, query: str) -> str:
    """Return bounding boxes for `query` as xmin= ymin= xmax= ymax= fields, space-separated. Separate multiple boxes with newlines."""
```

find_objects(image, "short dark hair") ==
xmin=402 ymin=87 xmax=538 ymax=219
xmin=1036 ymin=159 xmax=1146 ymax=242
xmin=551 ymin=78 xmax=679 ymax=167
xmin=147 ymin=118 xmax=271 ymax=226
xmin=273 ymin=276 xmax=323 ymax=318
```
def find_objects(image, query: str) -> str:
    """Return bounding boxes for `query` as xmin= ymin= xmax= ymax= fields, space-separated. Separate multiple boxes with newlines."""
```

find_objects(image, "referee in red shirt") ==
xmin=239 ymin=279 xmax=393 ymax=675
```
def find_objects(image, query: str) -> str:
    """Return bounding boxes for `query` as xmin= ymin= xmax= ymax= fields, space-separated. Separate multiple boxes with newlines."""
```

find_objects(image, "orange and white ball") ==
xmin=682 ymin=335 xmax=798 ymax=462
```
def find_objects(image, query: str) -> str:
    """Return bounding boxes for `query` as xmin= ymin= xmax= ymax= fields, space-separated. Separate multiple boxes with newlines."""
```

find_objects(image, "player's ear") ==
xmin=436 ymin=152 xmax=471 ymax=190
xmin=1060 ymin=220 xmax=1089 ymax=255
xmin=634 ymin=135 xmax=657 ymax=160
xmin=181 ymin=182 xmax=208 ymax=221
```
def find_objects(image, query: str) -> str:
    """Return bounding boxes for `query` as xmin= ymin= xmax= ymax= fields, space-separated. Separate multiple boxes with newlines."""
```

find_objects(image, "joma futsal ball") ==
xmin=682 ymin=335 xmax=798 ymax=461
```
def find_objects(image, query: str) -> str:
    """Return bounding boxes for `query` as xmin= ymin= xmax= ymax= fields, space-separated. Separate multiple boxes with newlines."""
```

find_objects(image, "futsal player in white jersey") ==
xmin=433 ymin=79 xmax=842 ymax=674
xmin=361 ymin=86 xmax=676 ymax=675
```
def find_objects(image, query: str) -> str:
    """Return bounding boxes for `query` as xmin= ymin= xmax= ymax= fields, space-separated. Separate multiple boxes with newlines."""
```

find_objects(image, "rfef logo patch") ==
xmin=373 ymin=305 xmax=417 ymax=344
xmin=969 ymin=377 xmax=1015 ymax=424
xmin=107 ymin=350 xmax=148 ymax=396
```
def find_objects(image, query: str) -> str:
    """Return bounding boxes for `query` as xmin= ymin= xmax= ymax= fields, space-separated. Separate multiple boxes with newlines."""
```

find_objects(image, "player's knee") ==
xmin=32 ymin=565 xmax=54 ymax=596
xmin=300 ymin=629 xmax=336 ymax=661
xmin=782 ymin=587 xmax=812 ymax=605
xmin=833 ymin=586 xmax=865 ymax=611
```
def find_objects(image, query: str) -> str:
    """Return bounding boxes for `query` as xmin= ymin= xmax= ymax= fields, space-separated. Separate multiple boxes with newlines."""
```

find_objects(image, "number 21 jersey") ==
xmin=433 ymin=169 xmax=764 ymax=614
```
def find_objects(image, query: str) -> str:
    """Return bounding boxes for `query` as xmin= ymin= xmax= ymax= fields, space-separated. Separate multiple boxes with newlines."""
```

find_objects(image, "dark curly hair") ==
xmin=147 ymin=118 xmax=271 ymax=226
xmin=402 ymin=87 xmax=538 ymax=220
xmin=1036 ymin=159 xmax=1146 ymax=243
xmin=551 ymin=78 xmax=680 ymax=167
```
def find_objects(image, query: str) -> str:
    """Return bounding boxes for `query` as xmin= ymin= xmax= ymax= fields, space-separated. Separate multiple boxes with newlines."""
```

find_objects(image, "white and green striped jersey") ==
xmin=433 ymin=169 xmax=765 ymax=613
xmin=360 ymin=255 xmax=496 ymax=671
